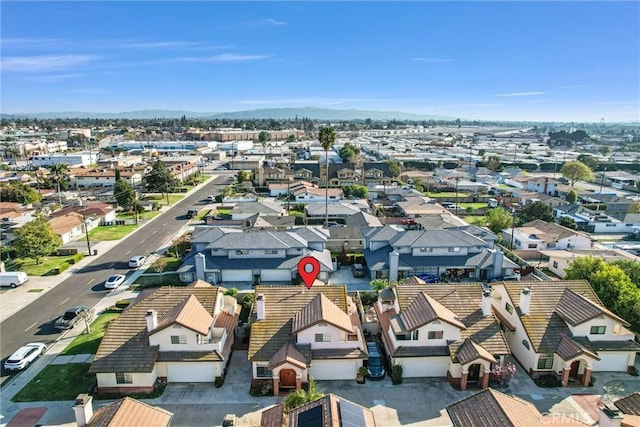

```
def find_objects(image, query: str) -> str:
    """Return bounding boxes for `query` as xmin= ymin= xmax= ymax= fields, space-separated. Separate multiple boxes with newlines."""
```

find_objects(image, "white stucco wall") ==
xmin=568 ymin=316 xmax=634 ymax=341
xmin=393 ymin=356 xmax=451 ymax=378
xmin=96 ymin=370 xmax=157 ymax=388
xmin=388 ymin=320 xmax=461 ymax=348
xmin=149 ymin=324 xmax=224 ymax=353
xmin=297 ymin=324 xmax=363 ymax=350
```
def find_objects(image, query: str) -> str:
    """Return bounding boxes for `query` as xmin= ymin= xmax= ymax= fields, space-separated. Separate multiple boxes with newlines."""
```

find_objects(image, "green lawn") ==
xmin=88 ymin=224 xmax=138 ymax=240
xmin=61 ymin=311 xmax=120 ymax=355
xmin=118 ymin=210 xmax=161 ymax=221
xmin=195 ymin=209 xmax=211 ymax=220
xmin=459 ymin=202 xmax=488 ymax=210
xmin=216 ymin=208 xmax=231 ymax=215
xmin=13 ymin=364 xmax=95 ymax=402
xmin=144 ymin=194 xmax=185 ymax=206
xmin=426 ymin=192 xmax=471 ymax=198
xmin=129 ymin=273 xmax=182 ymax=290
xmin=9 ymin=256 xmax=78 ymax=276
xmin=462 ymin=216 xmax=486 ymax=225
xmin=145 ymin=256 xmax=182 ymax=273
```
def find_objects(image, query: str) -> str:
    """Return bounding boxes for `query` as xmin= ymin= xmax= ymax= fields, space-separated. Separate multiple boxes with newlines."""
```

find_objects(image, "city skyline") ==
xmin=2 ymin=1 xmax=639 ymax=122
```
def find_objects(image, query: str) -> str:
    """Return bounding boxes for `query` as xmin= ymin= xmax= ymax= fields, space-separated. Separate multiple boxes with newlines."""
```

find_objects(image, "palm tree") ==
xmin=47 ymin=163 xmax=69 ymax=205
xmin=318 ymin=126 xmax=336 ymax=227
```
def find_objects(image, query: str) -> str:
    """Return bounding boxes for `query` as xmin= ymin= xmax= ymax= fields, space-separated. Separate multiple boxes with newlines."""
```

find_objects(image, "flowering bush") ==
xmin=492 ymin=362 xmax=517 ymax=386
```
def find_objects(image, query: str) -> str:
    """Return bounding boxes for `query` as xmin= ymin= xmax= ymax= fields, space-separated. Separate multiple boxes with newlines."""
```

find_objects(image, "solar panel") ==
xmin=339 ymin=399 xmax=367 ymax=427
xmin=297 ymin=405 xmax=323 ymax=427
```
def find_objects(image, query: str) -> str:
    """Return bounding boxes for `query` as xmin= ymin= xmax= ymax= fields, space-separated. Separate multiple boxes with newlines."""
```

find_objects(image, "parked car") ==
xmin=55 ymin=306 xmax=94 ymax=330
xmin=351 ymin=264 xmax=366 ymax=278
xmin=4 ymin=343 xmax=47 ymax=371
xmin=186 ymin=208 xmax=198 ymax=219
xmin=128 ymin=255 xmax=146 ymax=268
xmin=0 ymin=271 xmax=29 ymax=288
xmin=104 ymin=274 xmax=126 ymax=289
xmin=365 ymin=341 xmax=386 ymax=379
xmin=207 ymin=195 xmax=215 ymax=202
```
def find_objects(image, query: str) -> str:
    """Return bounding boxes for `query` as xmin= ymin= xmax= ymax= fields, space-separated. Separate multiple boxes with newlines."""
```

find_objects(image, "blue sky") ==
xmin=2 ymin=1 xmax=639 ymax=122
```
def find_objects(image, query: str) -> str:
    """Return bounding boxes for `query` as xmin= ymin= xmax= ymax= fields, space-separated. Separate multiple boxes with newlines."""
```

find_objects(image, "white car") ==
xmin=128 ymin=255 xmax=146 ymax=268
xmin=4 ymin=343 xmax=47 ymax=371
xmin=104 ymin=274 xmax=126 ymax=289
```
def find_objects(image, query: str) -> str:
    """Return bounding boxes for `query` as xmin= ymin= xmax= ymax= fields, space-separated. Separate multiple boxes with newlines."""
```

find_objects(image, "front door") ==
xmin=468 ymin=364 xmax=481 ymax=383
xmin=279 ymin=369 xmax=296 ymax=388
xmin=569 ymin=360 xmax=580 ymax=379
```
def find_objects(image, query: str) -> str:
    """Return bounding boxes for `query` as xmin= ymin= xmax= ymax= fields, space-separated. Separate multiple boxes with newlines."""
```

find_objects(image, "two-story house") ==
xmin=525 ymin=177 xmax=560 ymax=196
xmin=89 ymin=285 xmax=239 ymax=394
xmin=362 ymin=225 xmax=519 ymax=282
xmin=554 ymin=204 xmax=636 ymax=234
xmin=328 ymin=163 xmax=358 ymax=187
xmin=249 ymin=285 xmax=367 ymax=395
xmin=375 ymin=282 xmax=510 ymax=390
xmin=177 ymin=226 xmax=334 ymax=284
xmin=490 ymin=280 xmax=640 ymax=387
xmin=293 ymin=186 xmax=343 ymax=203
xmin=292 ymin=163 xmax=321 ymax=185
xmin=503 ymin=219 xmax=592 ymax=251
xmin=363 ymin=162 xmax=392 ymax=186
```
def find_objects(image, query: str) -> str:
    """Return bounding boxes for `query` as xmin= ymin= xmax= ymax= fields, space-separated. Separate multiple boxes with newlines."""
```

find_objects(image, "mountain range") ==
xmin=1 ymin=107 xmax=458 ymax=121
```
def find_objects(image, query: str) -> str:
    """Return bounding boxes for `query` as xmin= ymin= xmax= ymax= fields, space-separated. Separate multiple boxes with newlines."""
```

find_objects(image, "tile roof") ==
xmin=49 ymin=213 xmax=84 ymax=234
xmin=292 ymin=293 xmax=354 ymax=333
xmin=616 ymin=392 xmax=640 ymax=415
xmin=154 ymin=294 xmax=213 ymax=335
xmin=556 ymin=335 xmax=600 ymax=361
xmin=88 ymin=397 xmax=173 ymax=427
xmin=90 ymin=287 xmax=222 ymax=374
xmin=399 ymin=292 xmax=466 ymax=331
xmin=268 ymin=343 xmax=308 ymax=369
xmin=454 ymin=338 xmax=497 ymax=365
xmin=555 ymin=288 xmax=627 ymax=326
xmin=248 ymin=286 xmax=352 ymax=362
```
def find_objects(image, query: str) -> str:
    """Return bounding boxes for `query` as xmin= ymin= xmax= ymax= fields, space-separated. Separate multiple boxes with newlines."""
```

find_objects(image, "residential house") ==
xmin=615 ymin=392 xmax=640 ymax=427
xmin=375 ymin=282 xmax=510 ymax=389
xmin=554 ymin=204 xmax=635 ymax=234
xmin=328 ymin=163 xmax=358 ymax=187
xmin=540 ymin=248 xmax=640 ymax=278
xmin=0 ymin=202 xmax=36 ymax=245
xmin=305 ymin=201 xmax=370 ymax=220
xmin=261 ymin=393 xmax=376 ymax=427
xmin=292 ymin=163 xmax=321 ymax=185
xmin=362 ymin=225 xmax=519 ymax=282
xmin=49 ymin=213 xmax=99 ymax=244
xmin=490 ymin=281 xmax=640 ymax=387
xmin=294 ymin=185 xmax=343 ymax=203
xmin=229 ymin=199 xmax=283 ymax=220
xmin=249 ymin=285 xmax=367 ymax=395
xmin=324 ymin=211 xmax=382 ymax=254
xmin=177 ymin=226 xmax=334 ymax=284
xmin=525 ymin=176 xmax=560 ymax=196
xmin=71 ymin=167 xmax=143 ymax=188
xmin=51 ymin=202 xmax=117 ymax=224
xmin=255 ymin=166 xmax=287 ymax=186
xmin=363 ymin=162 xmax=391 ymax=186
xmin=163 ymin=160 xmax=198 ymax=182
xmin=72 ymin=394 xmax=173 ymax=427
xmin=503 ymin=219 xmax=592 ymax=251
xmin=89 ymin=286 xmax=239 ymax=393
xmin=228 ymin=154 xmax=265 ymax=171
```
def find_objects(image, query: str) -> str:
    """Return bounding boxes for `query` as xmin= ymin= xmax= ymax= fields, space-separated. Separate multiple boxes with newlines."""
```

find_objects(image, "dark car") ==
xmin=186 ymin=209 xmax=198 ymax=219
xmin=365 ymin=341 xmax=386 ymax=379
xmin=55 ymin=306 xmax=94 ymax=330
xmin=351 ymin=264 xmax=366 ymax=278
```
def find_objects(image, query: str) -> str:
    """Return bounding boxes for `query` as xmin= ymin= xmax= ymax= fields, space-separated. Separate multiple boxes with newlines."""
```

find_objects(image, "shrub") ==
xmin=534 ymin=374 xmax=561 ymax=388
xmin=224 ymin=287 xmax=239 ymax=298
xmin=214 ymin=376 xmax=224 ymax=388
xmin=56 ymin=262 xmax=70 ymax=274
xmin=115 ymin=300 xmax=131 ymax=309
xmin=243 ymin=293 xmax=255 ymax=309
xmin=73 ymin=253 xmax=85 ymax=263
xmin=391 ymin=364 xmax=403 ymax=385
xmin=629 ymin=366 xmax=639 ymax=377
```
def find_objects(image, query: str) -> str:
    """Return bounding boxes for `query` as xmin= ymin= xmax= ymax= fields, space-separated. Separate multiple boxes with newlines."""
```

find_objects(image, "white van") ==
xmin=0 ymin=271 xmax=29 ymax=288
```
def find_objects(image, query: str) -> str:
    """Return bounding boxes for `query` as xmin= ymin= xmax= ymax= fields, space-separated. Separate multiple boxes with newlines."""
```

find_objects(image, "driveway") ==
xmin=328 ymin=265 xmax=372 ymax=291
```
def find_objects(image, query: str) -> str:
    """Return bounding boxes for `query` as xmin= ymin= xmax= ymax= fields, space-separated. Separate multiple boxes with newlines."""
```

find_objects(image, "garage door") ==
xmin=167 ymin=363 xmax=216 ymax=383
xmin=398 ymin=357 xmax=449 ymax=378
xmin=592 ymin=352 xmax=630 ymax=371
xmin=310 ymin=360 xmax=359 ymax=380
xmin=261 ymin=269 xmax=291 ymax=282
xmin=222 ymin=270 xmax=252 ymax=282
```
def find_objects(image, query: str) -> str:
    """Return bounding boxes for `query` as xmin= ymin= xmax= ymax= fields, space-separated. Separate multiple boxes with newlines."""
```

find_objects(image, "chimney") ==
xmin=145 ymin=309 xmax=158 ymax=332
xmin=388 ymin=251 xmax=399 ymax=282
xmin=256 ymin=294 xmax=265 ymax=321
xmin=73 ymin=394 xmax=93 ymax=427
xmin=598 ymin=403 xmax=622 ymax=427
xmin=492 ymin=249 xmax=504 ymax=279
xmin=519 ymin=288 xmax=532 ymax=315
xmin=194 ymin=252 xmax=206 ymax=280
xmin=482 ymin=290 xmax=493 ymax=316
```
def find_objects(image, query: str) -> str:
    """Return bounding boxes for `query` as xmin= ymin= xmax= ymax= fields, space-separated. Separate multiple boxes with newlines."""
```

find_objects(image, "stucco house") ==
xmin=375 ymin=282 xmax=510 ymax=390
xmin=490 ymin=280 xmax=640 ymax=387
xmin=49 ymin=213 xmax=100 ymax=244
xmin=51 ymin=202 xmax=117 ymax=224
xmin=249 ymin=285 xmax=367 ymax=395
xmin=177 ymin=226 xmax=334 ymax=284
xmin=503 ymin=219 xmax=593 ymax=251
xmin=540 ymin=248 xmax=640 ymax=279
xmin=89 ymin=285 xmax=238 ymax=394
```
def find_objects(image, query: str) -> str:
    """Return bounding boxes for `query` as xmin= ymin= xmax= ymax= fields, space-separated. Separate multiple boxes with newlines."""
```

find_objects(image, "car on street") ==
xmin=104 ymin=274 xmax=126 ymax=289
xmin=207 ymin=195 xmax=215 ymax=202
xmin=128 ymin=255 xmax=146 ymax=268
xmin=351 ymin=263 xmax=366 ymax=277
xmin=55 ymin=306 xmax=94 ymax=330
xmin=4 ymin=342 xmax=47 ymax=371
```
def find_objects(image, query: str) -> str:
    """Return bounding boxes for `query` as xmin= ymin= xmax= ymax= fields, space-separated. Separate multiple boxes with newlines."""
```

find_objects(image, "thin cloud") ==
xmin=496 ymin=91 xmax=546 ymax=97
xmin=121 ymin=41 xmax=202 ymax=49
xmin=1 ymin=37 xmax=70 ymax=50
xmin=174 ymin=53 xmax=271 ymax=63
xmin=411 ymin=57 xmax=456 ymax=63
xmin=557 ymin=85 xmax=590 ymax=89
xmin=1 ymin=54 xmax=101 ymax=72
xmin=22 ymin=73 xmax=83 ymax=82
xmin=262 ymin=18 xmax=286 ymax=26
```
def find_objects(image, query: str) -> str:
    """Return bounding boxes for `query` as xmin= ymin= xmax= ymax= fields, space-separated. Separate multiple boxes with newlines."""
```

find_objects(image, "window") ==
xmin=347 ymin=333 xmax=358 ymax=341
xmin=256 ymin=366 xmax=272 ymax=378
xmin=506 ymin=303 xmax=513 ymax=314
xmin=116 ymin=372 xmax=133 ymax=384
xmin=590 ymin=326 xmax=606 ymax=335
xmin=171 ymin=335 xmax=187 ymax=344
xmin=427 ymin=331 xmax=443 ymax=340
xmin=448 ymin=247 xmax=461 ymax=252
xmin=420 ymin=248 xmax=433 ymax=253
xmin=264 ymin=250 xmax=278 ymax=255
xmin=315 ymin=333 xmax=330 ymax=342
xmin=412 ymin=330 xmax=420 ymax=340
xmin=522 ymin=339 xmax=530 ymax=350
xmin=528 ymin=243 xmax=538 ymax=249
xmin=553 ymin=261 xmax=559 ymax=268
xmin=236 ymin=250 xmax=248 ymax=255
xmin=537 ymin=356 xmax=554 ymax=370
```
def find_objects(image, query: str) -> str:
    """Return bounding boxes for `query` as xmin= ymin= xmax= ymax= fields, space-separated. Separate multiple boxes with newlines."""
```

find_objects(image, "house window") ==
xmin=506 ymin=303 xmax=513 ymax=314
xmin=427 ymin=331 xmax=443 ymax=340
xmin=448 ymin=247 xmax=461 ymax=252
xmin=420 ymin=248 xmax=433 ymax=253
xmin=315 ymin=333 xmax=331 ymax=342
xmin=171 ymin=335 xmax=187 ymax=344
xmin=256 ymin=366 xmax=272 ymax=378
xmin=522 ymin=339 xmax=530 ymax=350
xmin=347 ymin=333 xmax=358 ymax=341
xmin=553 ymin=261 xmax=558 ymax=268
xmin=528 ymin=243 xmax=537 ymax=249
xmin=236 ymin=250 xmax=248 ymax=255
xmin=590 ymin=326 xmax=606 ymax=335
xmin=412 ymin=330 xmax=420 ymax=340
xmin=264 ymin=250 xmax=278 ymax=255
xmin=115 ymin=372 xmax=133 ymax=384
xmin=537 ymin=356 xmax=554 ymax=370
xmin=514 ymin=239 xmax=521 ymax=247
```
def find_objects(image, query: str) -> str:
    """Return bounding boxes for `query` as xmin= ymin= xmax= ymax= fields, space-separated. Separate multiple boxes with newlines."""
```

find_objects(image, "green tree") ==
xmin=145 ymin=160 xmax=177 ymax=203
xmin=485 ymin=155 xmax=502 ymax=171
xmin=484 ymin=207 xmax=513 ymax=234
xmin=342 ymin=184 xmax=368 ymax=199
xmin=283 ymin=376 xmax=324 ymax=411
xmin=237 ymin=170 xmax=253 ymax=183
xmin=517 ymin=201 xmax=555 ymax=224
xmin=576 ymin=154 xmax=598 ymax=171
xmin=559 ymin=216 xmax=578 ymax=230
xmin=339 ymin=142 xmax=360 ymax=163
xmin=259 ymin=131 xmax=272 ymax=152
xmin=386 ymin=160 xmax=400 ymax=178
xmin=565 ymin=190 xmax=578 ymax=203
xmin=598 ymin=146 xmax=612 ymax=156
xmin=0 ymin=182 xmax=42 ymax=204
xmin=561 ymin=161 xmax=594 ymax=186
xmin=319 ymin=126 xmax=336 ymax=227
xmin=47 ymin=163 xmax=70 ymax=191
xmin=370 ymin=279 xmax=389 ymax=292
xmin=612 ymin=260 xmax=640 ymax=288
xmin=13 ymin=214 xmax=62 ymax=264
xmin=113 ymin=169 xmax=137 ymax=210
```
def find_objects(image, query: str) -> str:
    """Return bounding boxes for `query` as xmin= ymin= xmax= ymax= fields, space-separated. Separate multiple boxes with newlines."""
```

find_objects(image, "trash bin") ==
xmin=93 ymin=249 xmax=98 ymax=256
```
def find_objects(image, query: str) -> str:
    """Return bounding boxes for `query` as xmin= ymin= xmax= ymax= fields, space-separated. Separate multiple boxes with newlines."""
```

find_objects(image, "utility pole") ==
xmin=81 ymin=208 xmax=92 ymax=255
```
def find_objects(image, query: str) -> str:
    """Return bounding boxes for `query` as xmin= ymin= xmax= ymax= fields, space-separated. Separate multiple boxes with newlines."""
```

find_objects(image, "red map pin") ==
xmin=298 ymin=256 xmax=320 ymax=289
